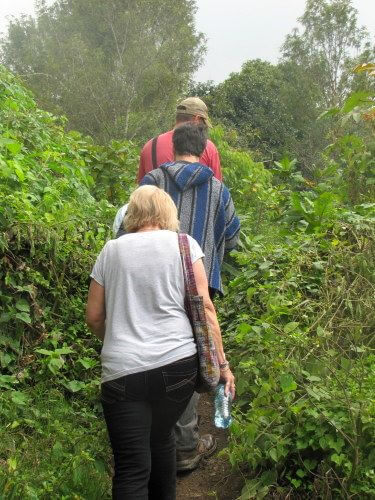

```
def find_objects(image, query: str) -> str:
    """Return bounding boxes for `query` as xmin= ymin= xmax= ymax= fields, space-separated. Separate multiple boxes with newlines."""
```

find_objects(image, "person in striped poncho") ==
xmin=140 ymin=123 xmax=240 ymax=298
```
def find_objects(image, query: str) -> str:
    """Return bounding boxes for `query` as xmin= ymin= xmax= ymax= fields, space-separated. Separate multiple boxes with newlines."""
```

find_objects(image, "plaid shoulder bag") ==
xmin=178 ymin=233 xmax=220 ymax=393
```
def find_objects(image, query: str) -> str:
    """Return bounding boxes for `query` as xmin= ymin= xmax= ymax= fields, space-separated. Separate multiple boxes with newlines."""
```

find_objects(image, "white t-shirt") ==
xmin=90 ymin=230 xmax=204 ymax=383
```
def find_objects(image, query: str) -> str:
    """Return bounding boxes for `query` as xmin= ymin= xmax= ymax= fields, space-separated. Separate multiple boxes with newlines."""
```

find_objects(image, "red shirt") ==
xmin=137 ymin=129 xmax=222 ymax=183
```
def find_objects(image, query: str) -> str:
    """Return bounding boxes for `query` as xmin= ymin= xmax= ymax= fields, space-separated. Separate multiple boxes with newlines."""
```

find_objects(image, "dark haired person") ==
xmin=137 ymin=97 xmax=222 ymax=183
xmin=139 ymin=122 xmax=240 ymax=472
xmin=141 ymin=123 xmax=239 ymax=297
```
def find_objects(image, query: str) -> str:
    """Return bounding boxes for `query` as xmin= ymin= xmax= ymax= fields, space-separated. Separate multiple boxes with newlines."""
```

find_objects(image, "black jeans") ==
xmin=101 ymin=354 xmax=198 ymax=500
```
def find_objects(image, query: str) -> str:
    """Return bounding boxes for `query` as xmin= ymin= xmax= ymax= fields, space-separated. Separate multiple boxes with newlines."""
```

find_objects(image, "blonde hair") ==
xmin=124 ymin=185 xmax=179 ymax=233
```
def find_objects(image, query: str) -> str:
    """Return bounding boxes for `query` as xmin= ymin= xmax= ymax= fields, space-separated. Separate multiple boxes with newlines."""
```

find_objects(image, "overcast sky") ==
xmin=1 ymin=0 xmax=374 ymax=84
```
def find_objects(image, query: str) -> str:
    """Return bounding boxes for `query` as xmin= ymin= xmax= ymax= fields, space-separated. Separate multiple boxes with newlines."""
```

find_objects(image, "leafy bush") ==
xmin=218 ymin=170 xmax=375 ymax=498
xmin=0 ymin=66 xmax=136 ymax=496
xmin=0 ymin=385 xmax=111 ymax=499
xmin=212 ymin=68 xmax=375 ymax=498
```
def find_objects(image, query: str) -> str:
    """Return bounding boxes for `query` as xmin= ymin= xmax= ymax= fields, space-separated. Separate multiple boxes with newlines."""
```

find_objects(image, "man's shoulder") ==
xmin=141 ymin=129 xmax=173 ymax=152
xmin=144 ymin=130 xmax=173 ymax=145
xmin=158 ymin=129 xmax=174 ymax=139
xmin=210 ymin=177 xmax=232 ymax=198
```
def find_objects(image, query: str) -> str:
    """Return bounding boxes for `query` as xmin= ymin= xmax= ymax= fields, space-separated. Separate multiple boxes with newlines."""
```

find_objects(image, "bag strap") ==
xmin=151 ymin=135 xmax=158 ymax=170
xmin=178 ymin=233 xmax=198 ymax=297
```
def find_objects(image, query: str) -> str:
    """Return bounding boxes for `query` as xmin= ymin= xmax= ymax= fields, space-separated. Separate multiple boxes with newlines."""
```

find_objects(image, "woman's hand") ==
xmin=220 ymin=367 xmax=235 ymax=399
xmin=86 ymin=279 xmax=106 ymax=340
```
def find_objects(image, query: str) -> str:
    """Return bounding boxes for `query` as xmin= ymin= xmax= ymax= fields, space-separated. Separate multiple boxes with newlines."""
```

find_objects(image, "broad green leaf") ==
xmin=290 ymin=478 xmax=301 ymax=488
xmin=341 ymin=91 xmax=373 ymax=114
xmin=3 ymin=98 xmax=19 ymax=111
xmin=312 ymin=261 xmax=324 ymax=271
xmin=35 ymin=348 xmax=54 ymax=356
xmin=78 ymin=357 xmax=97 ymax=369
xmin=94 ymin=459 xmax=106 ymax=474
xmin=259 ymin=261 xmax=273 ymax=270
xmin=316 ymin=326 xmax=325 ymax=337
xmin=14 ymin=163 xmax=25 ymax=182
xmin=15 ymin=299 xmax=30 ymax=312
xmin=260 ymin=469 xmax=277 ymax=486
xmin=6 ymin=140 xmax=22 ymax=155
xmin=15 ymin=311 xmax=31 ymax=324
xmin=269 ymin=448 xmax=278 ymax=461
xmin=327 ymin=436 xmax=344 ymax=453
xmin=236 ymin=323 xmax=252 ymax=335
xmin=10 ymin=391 xmax=29 ymax=406
xmin=47 ymin=357 xmax=64 ymax=374
xmin=64 ymin=380 xmax=86 ymax=392
xmin=55 ymin=347 xmax=74 ymax=355
xmin=236 ymin=377 xmax=248 ymax=396
xmin=280 ymin=373 xmax=297 ymax=393
xmin=306 ymin=387 xmax=321 ymax=401
xmin=284 ymin=322 xmax=299 ymax=333
xmin=7 ymin=457 xmax=17 ymax=472
xmin=331 ymin=453 xmax=345 ymax=465
xmin=246 ymin=423 xmax=257 ymax=443
xmin=303 ymin=459 xmax=317 ymax=470
xmin=0 ymin=352 xmax=13 ymax=368
xmin=317 ymin=108 xmax=340 ymax=120
xmin=0 ymin=375 xmax=19 ymax=388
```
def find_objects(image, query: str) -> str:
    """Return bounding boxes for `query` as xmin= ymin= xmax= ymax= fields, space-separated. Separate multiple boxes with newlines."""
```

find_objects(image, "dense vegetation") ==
xmin=1 ymin=60 xmax=374 ymax=499
xmin=0 ymin=65 xmax=137 ymax=497
xmin=214 ymin=81 xmax=375 ymax=495
xmin=1 ymin=0 xmax=205 ymax=142
xmin=1 ymin=0 xmax=375 ymax=498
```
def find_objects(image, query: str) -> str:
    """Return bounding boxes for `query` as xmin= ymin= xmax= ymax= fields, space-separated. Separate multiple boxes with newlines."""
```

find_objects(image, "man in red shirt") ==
xmin=137 ymin=97 xmax=222 ymax=183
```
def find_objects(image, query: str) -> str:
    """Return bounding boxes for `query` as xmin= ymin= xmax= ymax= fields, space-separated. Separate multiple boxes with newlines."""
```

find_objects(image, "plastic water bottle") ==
xmin=214 ymin=384 xmax=233 ymax=428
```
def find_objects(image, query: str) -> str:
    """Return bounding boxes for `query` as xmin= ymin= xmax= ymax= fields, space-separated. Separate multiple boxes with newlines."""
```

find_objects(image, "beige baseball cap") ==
xmin=176 ymin=97 xmax=212 ymax=127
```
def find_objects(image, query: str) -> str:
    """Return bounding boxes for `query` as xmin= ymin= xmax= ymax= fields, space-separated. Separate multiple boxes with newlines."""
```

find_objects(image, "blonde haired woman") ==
xmin=86 ymin=185 xmax=234 ymax=499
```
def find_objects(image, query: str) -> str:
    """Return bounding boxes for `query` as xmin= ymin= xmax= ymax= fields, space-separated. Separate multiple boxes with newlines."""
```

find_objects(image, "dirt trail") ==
xmin=176 ymin=394 xmax=243 ymax=500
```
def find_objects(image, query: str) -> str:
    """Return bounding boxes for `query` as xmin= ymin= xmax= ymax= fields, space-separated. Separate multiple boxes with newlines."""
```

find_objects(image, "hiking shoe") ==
xmin=176 ymin=434 xmax=217 ymax=472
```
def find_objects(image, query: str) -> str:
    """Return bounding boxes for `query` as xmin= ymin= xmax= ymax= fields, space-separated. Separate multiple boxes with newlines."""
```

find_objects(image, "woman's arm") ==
xmin=86 ymin=279 xmax=106 ymax=341
xmin=192 ymin=258 xmax=235 ymax=398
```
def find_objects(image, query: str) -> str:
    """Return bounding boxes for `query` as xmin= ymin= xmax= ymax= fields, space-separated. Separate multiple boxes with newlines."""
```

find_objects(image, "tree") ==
xmin=282 ymin=0 xmax=369 ymax=108
xmin=0 ymin=0 xmax=206 ymax=142
xmin=279 ymin=0 xmax=372 ymax=172
xmin=197 ymin=60 xmax=296 ymax=160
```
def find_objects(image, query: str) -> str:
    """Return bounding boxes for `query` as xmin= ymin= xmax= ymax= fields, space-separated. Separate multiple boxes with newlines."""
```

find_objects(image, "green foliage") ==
xmin=211 ymin=126 xmax=279 ymax=215
xmin=219 ymin=199 xmax=375 ymax=497
xmin=201 ymin=60 xmax=295 ymax=159
xmin=282 ymin=0 xmax=369 ymax=108
xmin=0 ymin=65 xmax=109 ymax=382
xmin=0 ymin=66 xmax=137 ymax=496
xmin=0 ymin=385 xmax=111 ymax=499
xmin=317 ymin=64 xmax=375 ymax=206
xmin=1 ymin=39 xmax=375 ymax=498
xmin=210 ymin=66 xmax=375 ymax=497
xmin=215 ymin=141 xmax=375 ymax=498
xmin=280 ymin=0 xmax=373 ymax=171
xmin=0 ymin=0 xmax=206 ymax=142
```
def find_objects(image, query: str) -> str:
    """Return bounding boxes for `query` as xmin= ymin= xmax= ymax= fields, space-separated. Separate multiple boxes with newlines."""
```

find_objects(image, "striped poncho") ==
xmin=140 ymin=161 xmax=240 ymax=294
